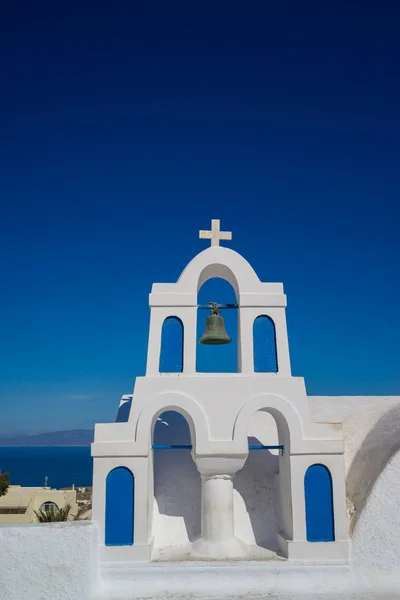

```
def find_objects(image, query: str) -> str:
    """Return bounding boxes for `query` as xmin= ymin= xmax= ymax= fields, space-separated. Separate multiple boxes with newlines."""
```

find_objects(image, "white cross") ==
xmin=199 ymin=219 xmax=232 ymax=247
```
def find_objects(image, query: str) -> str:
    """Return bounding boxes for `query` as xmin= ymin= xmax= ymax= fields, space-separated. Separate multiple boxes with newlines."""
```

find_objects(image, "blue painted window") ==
xmin=160 ymin=317 xmax=184 ymax=373
xmin=105 ymin=467 xmax=134 ymax=546
xmin=253 ymin=315 xmax=278 ymax=373
xmin=304 ymin=464 xmax=335 ymax=542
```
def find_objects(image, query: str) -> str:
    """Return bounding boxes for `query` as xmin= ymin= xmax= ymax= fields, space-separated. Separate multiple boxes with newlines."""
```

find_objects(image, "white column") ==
xmin=146 ymin=308 xmax=163 ymax=375
xmin=238 ymin=308 xmax=254 ymax=374
xmin=268 ymin=308 xmax=291 ymax=376
xmin=182 ymin=307 xmax=197 ymax=374
xmin=201 ymin=474 xmax=234 ymax=541
xmin=192 ymin=456 xmax=248 ymax=559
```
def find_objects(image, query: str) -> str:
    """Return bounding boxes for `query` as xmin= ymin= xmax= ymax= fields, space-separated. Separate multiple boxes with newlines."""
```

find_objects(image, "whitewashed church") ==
xmin=92 ymin=219 xmax=350 ymax=564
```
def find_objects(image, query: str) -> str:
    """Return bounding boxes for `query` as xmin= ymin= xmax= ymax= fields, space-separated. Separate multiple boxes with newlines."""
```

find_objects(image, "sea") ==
xmin=0 ymin=447 xmax=93 ymax=489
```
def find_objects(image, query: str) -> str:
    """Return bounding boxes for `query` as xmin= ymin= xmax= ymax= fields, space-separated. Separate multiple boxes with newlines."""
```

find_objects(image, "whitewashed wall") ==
xmin=151 ymin=397 xmax=400 ymax=552
xmin=1 ymin=396 xmax=400 ymax=599
xmin=0 ymin=521 xmax=98 ymax=600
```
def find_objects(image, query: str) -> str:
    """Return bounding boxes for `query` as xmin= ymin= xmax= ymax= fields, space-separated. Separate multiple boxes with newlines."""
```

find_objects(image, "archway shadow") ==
xmin=234 ymin=436 xmax=279 ymax=551
xmin=346 ymin=404 xmax=400 ymax=533
xmin=153 ymin=411 xmax=201 ymax=543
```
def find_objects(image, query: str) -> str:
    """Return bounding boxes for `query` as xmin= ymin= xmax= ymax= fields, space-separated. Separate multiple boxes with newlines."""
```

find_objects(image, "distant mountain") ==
xmin=0 ymin=429 xmax=94 ymax=446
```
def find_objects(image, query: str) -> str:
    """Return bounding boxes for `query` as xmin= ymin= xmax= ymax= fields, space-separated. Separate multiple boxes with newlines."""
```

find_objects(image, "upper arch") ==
xmin=178 ymin=247 xmax=261 ymax=299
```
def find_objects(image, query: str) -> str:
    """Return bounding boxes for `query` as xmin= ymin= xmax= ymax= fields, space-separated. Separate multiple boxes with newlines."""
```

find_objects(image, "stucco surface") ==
xmin=1 ymin=441 xmax=400 ymax=599
xmin=0 ymin=521 xmax=98 ymax=600
xmin=308 ymin=395 xmax=400 ymax=531
xmin=352 ymin=449 xmax=400 ymax=571
xmin=99 ymin=449 xmax=400 ymax=597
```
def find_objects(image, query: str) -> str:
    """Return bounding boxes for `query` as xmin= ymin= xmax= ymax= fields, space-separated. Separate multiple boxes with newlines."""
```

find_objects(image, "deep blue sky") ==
xmin=1 ymin=3 xmax=399 ymax=435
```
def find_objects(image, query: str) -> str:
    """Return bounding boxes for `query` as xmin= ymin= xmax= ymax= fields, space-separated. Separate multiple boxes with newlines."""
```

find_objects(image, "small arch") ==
xmin=40 ymin=501 xmax=59 ymax=512
xmin=304 ymin=464 xmax=335 ymax=542
xmin=105 ymin=467 xmax=135 ymax=546
xmin=160 ymin=317 xmax=184 ymax=373
xmin=253 ymin=315 xmax=278 ymax=373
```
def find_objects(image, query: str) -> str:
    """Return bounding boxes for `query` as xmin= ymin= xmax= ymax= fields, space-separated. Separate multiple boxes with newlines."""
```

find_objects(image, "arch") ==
xmin=304 ymin=464 xmax=335 ymax=542
xmin=105 ymin=467 xmax=134 ymax=546
xmin=152 ymin=410 xmax=201 ymax=545
xmin=40 ymin=501 xmax=59 ymax=512
xmin=347 ymin=404 xmax=400 ymax=533
xmin=234 ymin=411 xmax=280 ymax=551
xmin=234 ymin=393 xmax=305 ymax=452
xmin=196 ymin=277 xmax=238 ymax=373
xmin=135 ymin=392 xmax=210 ymax=454
xmin=159 ymin=316 xmax=184 ymax=373
xmin=253 ymin=315 xmax=278 ymax=373
xmin=177 ymin=247 xmax=260 ymax=299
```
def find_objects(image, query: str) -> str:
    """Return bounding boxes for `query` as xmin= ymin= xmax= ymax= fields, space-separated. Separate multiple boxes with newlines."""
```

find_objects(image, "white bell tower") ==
xmin=92 ymin=219 xmax=349 ymax=563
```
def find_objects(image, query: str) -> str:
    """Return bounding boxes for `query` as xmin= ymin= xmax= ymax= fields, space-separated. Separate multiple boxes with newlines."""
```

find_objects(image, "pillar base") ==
xmin=191 ymin=536 xmax=250 ymax=560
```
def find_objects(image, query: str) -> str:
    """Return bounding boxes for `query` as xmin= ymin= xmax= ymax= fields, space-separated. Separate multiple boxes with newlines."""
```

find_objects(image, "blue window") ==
xmin=160 ymin=317 xmax=184 ymax=373
xmin=253 ymin=315 xmax=278 ymax=373
xmin=304 ymin=464 xmax=335 ymax=542
xmin=105 ymin=467 xmax=135 ymax=546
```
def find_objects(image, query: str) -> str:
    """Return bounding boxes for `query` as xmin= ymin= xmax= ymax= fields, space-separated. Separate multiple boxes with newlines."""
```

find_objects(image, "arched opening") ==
xmin=196 ymin=277 xmax=238 ymax=373
xmin=40 ymin=501 xmax=59 ymax=512
xmin=105 ymin=467 xmax=135 ymax=546
xmin=234 ymin=410 xmax=284 ymax=553
xmin=159 ymin=317 xmax=184 ymax=373
xmin=152 ymin=410 xmax=201 ymax=556
xmin=253 ymin=315 xmax=277 ymax=373
xmin=304 ymin=464 xmax=335 ymax=542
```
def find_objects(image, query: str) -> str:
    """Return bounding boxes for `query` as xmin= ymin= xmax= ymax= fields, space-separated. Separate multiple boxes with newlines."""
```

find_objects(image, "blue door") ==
xmin=105 ymin=467 xmax=134 ymax=546
xmin=304 ymin=464 xmax=335 ymax=542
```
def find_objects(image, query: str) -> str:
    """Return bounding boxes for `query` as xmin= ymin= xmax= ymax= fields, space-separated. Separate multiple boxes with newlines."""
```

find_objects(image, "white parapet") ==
xmin=0 ymin=521 xmax=98 ymax=600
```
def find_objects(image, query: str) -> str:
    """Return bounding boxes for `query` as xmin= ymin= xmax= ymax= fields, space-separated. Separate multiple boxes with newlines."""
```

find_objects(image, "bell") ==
xmin=199 ymin=304 xmax=232 ymax=345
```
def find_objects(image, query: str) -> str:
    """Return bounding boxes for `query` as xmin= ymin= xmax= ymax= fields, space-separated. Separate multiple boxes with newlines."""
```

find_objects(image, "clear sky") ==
xmin=1 ymin=3 xmax=399 ymax=435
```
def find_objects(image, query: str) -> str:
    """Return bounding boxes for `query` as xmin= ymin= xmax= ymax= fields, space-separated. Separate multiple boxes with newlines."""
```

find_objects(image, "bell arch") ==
xmin=196 ymin=277 xmax=238 ymax=373
xmin=178 ymin=247 xmax=260 ymax=300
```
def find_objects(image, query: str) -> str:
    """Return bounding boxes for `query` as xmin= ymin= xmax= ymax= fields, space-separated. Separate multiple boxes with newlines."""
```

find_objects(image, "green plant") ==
xmin=0 ymin=471 xmax=10 ymax=497
xmin=34 ymin=503 xmax=72 ymax=522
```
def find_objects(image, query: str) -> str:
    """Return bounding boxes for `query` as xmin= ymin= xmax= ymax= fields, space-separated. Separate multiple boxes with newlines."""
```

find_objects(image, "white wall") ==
xmin=352 ymin=449 xmax=400 ymax=571
xmin=2 ymin=440 xmax=400 ymax=599
xmin=0 ymin=521 xmax=98 ymax=600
